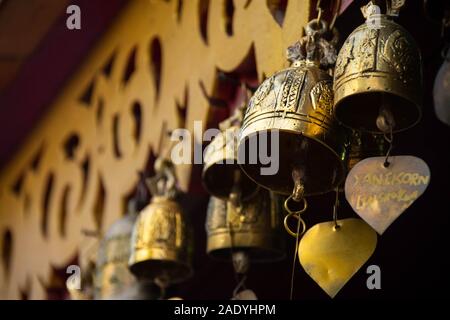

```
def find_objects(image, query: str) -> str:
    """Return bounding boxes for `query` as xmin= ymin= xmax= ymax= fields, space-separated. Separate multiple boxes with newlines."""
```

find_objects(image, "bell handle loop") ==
xmin=146 ymin=158 xmax=177 ymax=198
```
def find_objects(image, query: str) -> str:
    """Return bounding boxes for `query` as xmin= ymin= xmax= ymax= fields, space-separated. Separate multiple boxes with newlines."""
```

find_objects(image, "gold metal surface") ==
xmin=298 ymin=218 xmax=377 ymax=298
xmin=345 ymin=156 xmax=430 ymax=234
xmin=129 ymin=195 xmax=193 ymax=284
xmin=94 ymin=200 xmax=138 ymax=299
xmin=205 ymin=190 xmax=285 ymax=262
xmin=238 ymin=21 xmax=347 ymax=196
xmin=334 ymin=4 xmax=423 ymax=133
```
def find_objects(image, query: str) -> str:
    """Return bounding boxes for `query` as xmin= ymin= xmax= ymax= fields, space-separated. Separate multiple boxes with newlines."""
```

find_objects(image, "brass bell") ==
xmin=333 ymin=1 xmax=423 ymax=133
xmin=203 ymin=115 xmax=257 ymax=201
xmin=205 ymin=189 xmax=285 ymax=262
xmin=346 ymin=130 xmax=387 ymax=172
xmin=129 ymin=158 xmax=193 ymax=286
xmin=238 ymin=20 xmax=347 ymax=196
xmin=94 ymin=198 xmax=139 ymax=299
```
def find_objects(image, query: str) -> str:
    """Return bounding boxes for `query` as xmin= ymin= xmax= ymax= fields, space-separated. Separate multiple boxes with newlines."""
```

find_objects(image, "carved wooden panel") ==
xmin=0 ymin=0 xmax=310 ymax=299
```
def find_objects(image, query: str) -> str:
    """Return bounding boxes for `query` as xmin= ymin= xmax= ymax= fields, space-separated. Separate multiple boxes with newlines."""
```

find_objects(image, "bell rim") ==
xmin=129 ymin=251 xmax=193 ymax=285
xmin=201 ymin=162 xmax=259 ymax=200
xmin=237 ymin=128 xmax=346 ymax=196
xmin=206 ymin=230 xmax=286 ymax=263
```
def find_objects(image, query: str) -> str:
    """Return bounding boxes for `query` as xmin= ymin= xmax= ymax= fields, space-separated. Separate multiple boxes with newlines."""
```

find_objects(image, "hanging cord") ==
xmin=283 ymin=168 xmax=308 ymax=300
xmin=333 ymin=187 xmax=340 ymax=230
xmin=383 ymin=124 xmax=393 ymax=168
xmin=376 ymin=102 xmax=395 ymax=167
xmin=314 ymin=0 xmax=341 ymax=33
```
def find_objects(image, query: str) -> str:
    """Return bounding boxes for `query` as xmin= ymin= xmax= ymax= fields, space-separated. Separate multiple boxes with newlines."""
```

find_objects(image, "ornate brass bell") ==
xmin=94 ymin=198 xmax=139 ymax=299
xmin=205 ymin=189 xmax=285 ymax=262
xmin=203 ymin=112 xmax=257 ymax=201
xmin=334 ymin=1 xmax=423 ymax=133
xmin=129 ymin=158 xmax=193 ymax=286
xmin=238 ymin=20 xmax=346 ymax=196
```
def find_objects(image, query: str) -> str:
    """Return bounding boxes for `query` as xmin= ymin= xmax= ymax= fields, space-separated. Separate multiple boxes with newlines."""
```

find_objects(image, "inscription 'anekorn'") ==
xmin=354 ymin=172 xmax=430 ymax=187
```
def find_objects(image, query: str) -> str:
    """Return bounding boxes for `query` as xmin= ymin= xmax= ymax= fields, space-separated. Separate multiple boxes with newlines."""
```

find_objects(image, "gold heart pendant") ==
xmin=298 ymin=218 xmax=377 ymax=298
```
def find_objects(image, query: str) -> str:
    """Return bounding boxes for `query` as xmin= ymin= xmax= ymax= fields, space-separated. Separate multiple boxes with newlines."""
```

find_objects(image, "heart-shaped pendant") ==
xmin=345 ymin=156 xmax=430 ymax=234
xmin=299 ymin=218 xmax=377 ymax=298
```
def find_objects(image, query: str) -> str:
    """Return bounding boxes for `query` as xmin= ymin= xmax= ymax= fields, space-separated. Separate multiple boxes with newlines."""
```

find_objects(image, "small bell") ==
xmin=205 ymin=189 xmax=285 ymax=262
xmin=94 ymin=199 xmax=139 ymax=299
xmin=129 ymin=158 xmax=193 ymax=286
xmin=203 ymin=104 xmax=257 ymax=201
xmin=334 ymin=1 xmax=423 ymax=133
xmin=433 ymin=48 xmax=450 ymax=126
xmin=346 ymin=130 xmax=387 ymax=172
xmin=238 ymin=19 xmax=347 ymax=196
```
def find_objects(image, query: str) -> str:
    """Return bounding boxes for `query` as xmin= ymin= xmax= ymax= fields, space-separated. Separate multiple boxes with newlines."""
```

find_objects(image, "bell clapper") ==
xmin=231 ymin=251 xmax=250 ymax=299
xmin=376 ymin=102 xmax=395 ymax=168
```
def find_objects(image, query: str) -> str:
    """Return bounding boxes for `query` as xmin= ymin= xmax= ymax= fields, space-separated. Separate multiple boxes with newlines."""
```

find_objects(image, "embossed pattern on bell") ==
xmin=129 ymin=196 xmax=193 ymax=284
xmin=239 ymin=60 xmax=347 ymax=196
xmin=334 ymin=13 xmax=422 ymax=133
xmin=205 ymin=190 xmax=285 ymax=262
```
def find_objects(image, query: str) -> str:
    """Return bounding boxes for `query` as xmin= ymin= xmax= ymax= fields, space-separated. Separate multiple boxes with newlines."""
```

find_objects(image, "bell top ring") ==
xmin=333 ymin=1 xmax=423 ymax=133
xmin=238 ymin=19 xmax=347 ymax=196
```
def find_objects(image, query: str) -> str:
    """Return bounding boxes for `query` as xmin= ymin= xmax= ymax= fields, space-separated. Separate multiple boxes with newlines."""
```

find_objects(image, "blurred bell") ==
xmin=433 ymin=48 xmax=450 ymax=126
xmin=205 ymin=189 xmax=285 ymax=262
xmin=94 ymin=199 xmax=139 ymax=299
xmin=129 ymin=158 xmax=193 ymax=285
xmin=238 ymin=20 xmax=347 ymax=196
xmin=334 ymin=1 xmax=422 ymax=133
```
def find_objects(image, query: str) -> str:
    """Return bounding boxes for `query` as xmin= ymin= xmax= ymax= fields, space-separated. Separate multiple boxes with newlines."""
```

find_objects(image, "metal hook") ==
xmin=283 ymin=195 xmax=308 ymax=237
